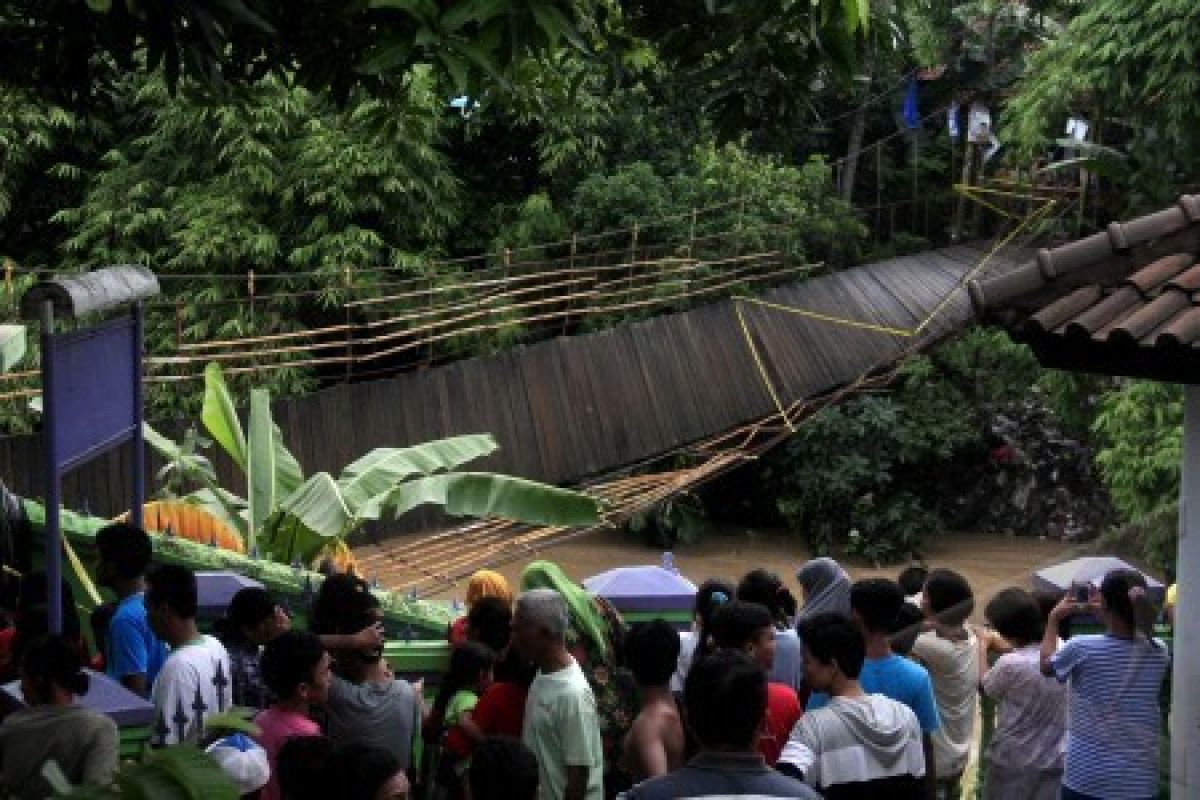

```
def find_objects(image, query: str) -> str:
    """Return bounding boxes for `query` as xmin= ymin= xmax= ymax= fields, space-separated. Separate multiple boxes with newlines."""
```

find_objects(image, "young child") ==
xmin=461 ymin=648 xmax=537 ymax=741
xmin=254 ymin=631 xmax=333 ymax=800
xmin=432 ymin=641 xmax=495 ymax=798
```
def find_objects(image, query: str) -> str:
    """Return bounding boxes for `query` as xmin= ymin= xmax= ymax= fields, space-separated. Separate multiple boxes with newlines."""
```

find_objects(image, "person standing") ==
xmin=1041 ymin=570 xmax=1169 ymax=800
xmin=621 ymin=650 xmax=819 ymax=800
xmin=0 ymin=635 xmax=118 ymax=799
xmin=145 ymin=564 xmax=233 ymax=746
xmin=778 ymin=613 xmax=926 ymax=799
xmin=621 ymin=621 xmax=685 ymax=781
xmin=708 ymin=601 xmax=801 ymax=765
xmin=254 ymin=631 xmax=332 ymax=800
xmin=911 ymin=569 xmax=979 ymax=799
xmin=671 ymin=579 xmax=732 ymax=692
xmin=736 ymin=569 xmax=803 ymax=692
xmin=95 ymin=523 xmax=167 ymax=696
xmin=511 ymin=588 xmax=603 ymax=800
xmin=977 ymin=588 xmax=1065 ymax=800
xmin=808 ymin=579 xmax=940 ymax=799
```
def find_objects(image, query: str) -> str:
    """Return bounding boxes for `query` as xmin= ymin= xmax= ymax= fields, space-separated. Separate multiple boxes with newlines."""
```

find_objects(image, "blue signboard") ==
xmin=45 ymin=316 xmax=139 ymax=472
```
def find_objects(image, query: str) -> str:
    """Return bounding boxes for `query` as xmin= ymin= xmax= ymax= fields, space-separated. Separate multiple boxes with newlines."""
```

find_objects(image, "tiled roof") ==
xmin=968 ymin=195 xmax=1200 ymax=381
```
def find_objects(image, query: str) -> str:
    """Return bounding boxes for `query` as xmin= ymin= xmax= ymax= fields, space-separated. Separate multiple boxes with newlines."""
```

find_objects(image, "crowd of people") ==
xmin=0 ymin=521 xmax=1177 ymax=800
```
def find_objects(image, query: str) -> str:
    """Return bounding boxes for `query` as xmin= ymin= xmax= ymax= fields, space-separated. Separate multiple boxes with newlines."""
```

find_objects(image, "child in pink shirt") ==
xmin=254 ymin=631 xmax=332 ymax=800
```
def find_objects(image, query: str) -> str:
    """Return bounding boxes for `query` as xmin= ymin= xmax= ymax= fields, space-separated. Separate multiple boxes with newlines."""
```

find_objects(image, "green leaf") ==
xmin=262 ymin=472 xmax=355 ymax=563
xmin=357 ymin=41 xmax=414 ymax=75
xmin=184 ymin=488 xmax=250 ymax=539
xmin=0 ymin=325 xmax=25 ymax=372
xmin=201 ymin=363 xmax=247 ymax=471
xmin=144 ymin=423 xmax=219 ymax=487
xmin=247 ymin=387 xmax=276 ymax=548
xmin=204 ymin=709 xmax=261 ymax=737
xmin=378 ymin=471 xmax=600 ymax=527
xmin=528 ymin=3 xmax=585 ymax=51
xmin=336 ymin=434 xmax=499 ymax=511
xmin=85 ymin=0 xmax=111 ymax=12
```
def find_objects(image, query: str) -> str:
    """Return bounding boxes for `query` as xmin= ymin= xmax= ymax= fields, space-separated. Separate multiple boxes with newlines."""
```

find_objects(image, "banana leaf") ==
xmin=0 ymin=324 xmax=25 ymax=372
xmin=259 ymin=472 xmax=356 ymax=563
xmin=53 ymin=746 xmax=239 ymax=800
xmin=376 ymin=472 xmax=601 ymax=527
xmin=201 ymin=363 xmax=247 ymax=470
xmin=337 ymin=434 xmax=499 ymax=510
xmin=144 ymin=424 xmax=218 ymax=487
xmin=246 ymin=388 xmax=274 ymax=550
xmin=184 ymin=487 xmax=249 ymax=539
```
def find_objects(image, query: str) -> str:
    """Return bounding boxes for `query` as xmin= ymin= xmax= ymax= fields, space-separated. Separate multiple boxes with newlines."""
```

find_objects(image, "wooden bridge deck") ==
xmin=0 ymin=242 xmax=1031 ymax=592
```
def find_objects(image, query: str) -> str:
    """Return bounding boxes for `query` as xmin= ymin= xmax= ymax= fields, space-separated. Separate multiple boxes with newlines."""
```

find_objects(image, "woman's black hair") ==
xmin=277 ymin=736 xmax=334 ymax=800
xmin=984 ymin=587 xmax=1044 ymax=646
xmin=218 ymin=587 xmax=277 ymax=644
xmin=22 ymin=634 xmax=89 ymax=696
xmin=1100 ymin=569 xmax=1159 ymax=643
xmin=467 ymin=596 xmax=512 ymax=654
xmin=433 ymin=641 xmax=496 ymax=721
xmin=693 ymin=579 xmax=735 ymax=660
xmin=736 ymin=569 xmax=797 ymax=626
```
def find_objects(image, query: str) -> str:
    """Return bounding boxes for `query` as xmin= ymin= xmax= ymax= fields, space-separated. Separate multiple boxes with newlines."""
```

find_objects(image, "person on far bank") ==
xmin=777 ymin=612 xmax=926 ymax=800
xmin=1041 ymin=570 xmax=1169 ymax=800
xmin=95 ymin=522 xmax=168 ymax=696
xmin=976 ymin=588 xmax=1065 ymax=800
xmin=620 ymin=650 xmax=819 ymax=800
xmin=911 ymin=569 xmax=978 ymax=800
xmin=511 ymin=588 xmax=603 ymax=800
xmin=621 ymin=621 xmax=685 ymax=782
xmin=145 ymin=564 xmax=233 ymax=746
xmin=808 ymin=578 xmax=940 ymax=799
xmin=0 ymin=635 xmax=119 ymax=799
xmin=736 ymin=569 xmax=803 ymax=692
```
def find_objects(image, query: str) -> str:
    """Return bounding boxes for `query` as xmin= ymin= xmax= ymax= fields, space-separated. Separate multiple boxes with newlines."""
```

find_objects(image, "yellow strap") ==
xmin=733 ymin=199 xmax=1058 ymax=426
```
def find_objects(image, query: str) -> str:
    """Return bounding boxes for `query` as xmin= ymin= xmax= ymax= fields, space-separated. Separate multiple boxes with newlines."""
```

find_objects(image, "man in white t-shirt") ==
xmin=145 ymin=564 xmax=233 ymax=746
xmin=911 ymin=569 xmax=978 ymax=799
xmin=512 ymin=588 xmax=603 ymax=800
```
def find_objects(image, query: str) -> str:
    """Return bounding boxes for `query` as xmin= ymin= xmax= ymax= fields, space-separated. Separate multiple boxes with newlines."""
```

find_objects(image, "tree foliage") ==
xmin=764 ymin=329 xmax=1043 ymax=562
xmin=0 ymin=0 xmax=598 ymax=103
xmin=1006 ymin=0 xmax=1200 ymax=208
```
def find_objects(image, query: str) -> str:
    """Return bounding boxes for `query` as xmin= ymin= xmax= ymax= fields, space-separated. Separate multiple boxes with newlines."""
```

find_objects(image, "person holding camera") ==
xmin=1040 ymin=570 xmax=1169 ymax=800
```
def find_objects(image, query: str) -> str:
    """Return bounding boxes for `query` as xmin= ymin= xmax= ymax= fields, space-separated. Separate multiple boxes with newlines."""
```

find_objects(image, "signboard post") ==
xmin=23 ymin=266 xmax=159 ymax=634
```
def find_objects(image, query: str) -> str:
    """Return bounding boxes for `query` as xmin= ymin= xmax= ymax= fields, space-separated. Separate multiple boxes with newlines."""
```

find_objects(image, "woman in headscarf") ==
xmin=520 ymin=560 xmax=638 ymax=798
xmin=448 ymin=569 xmax=514 ymax=647
xmin=796 ymin=557 xmax=853 ymax=622
xmin=793 ymin=557 xmax=853 ymax=705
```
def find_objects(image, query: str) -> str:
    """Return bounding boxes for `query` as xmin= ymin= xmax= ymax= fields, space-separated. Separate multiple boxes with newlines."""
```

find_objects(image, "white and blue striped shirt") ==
xmin=1051 ymin=633 xmax=1169 ymax=798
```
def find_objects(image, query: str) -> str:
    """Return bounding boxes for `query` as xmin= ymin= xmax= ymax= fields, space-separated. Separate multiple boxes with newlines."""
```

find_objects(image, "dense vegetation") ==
xmin=1 ymin=0 xmax=1192 ymax=569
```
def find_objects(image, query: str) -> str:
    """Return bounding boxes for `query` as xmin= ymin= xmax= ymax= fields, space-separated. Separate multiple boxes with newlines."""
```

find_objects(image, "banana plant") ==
xmin=145 ymin=363 xmax=600 ymax=564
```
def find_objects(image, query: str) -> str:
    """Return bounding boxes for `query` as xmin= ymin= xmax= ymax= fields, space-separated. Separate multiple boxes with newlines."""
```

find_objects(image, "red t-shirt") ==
xmin=470 ymin=681 xmax=529 ymax=739
xmin=758 ymin=682 xmax=801 ymax=765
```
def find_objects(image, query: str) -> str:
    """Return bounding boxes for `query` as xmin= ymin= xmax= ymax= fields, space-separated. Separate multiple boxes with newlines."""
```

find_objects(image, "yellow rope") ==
xmin=733 ymin=199 xmax=1058 ymax=428
xmin=734 ymin=301 xmax=797 ymax=432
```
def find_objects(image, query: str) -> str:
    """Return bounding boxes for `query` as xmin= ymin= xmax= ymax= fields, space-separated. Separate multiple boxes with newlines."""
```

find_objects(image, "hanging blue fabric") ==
xmin=902 ymin=76 xmax=920 ymax=130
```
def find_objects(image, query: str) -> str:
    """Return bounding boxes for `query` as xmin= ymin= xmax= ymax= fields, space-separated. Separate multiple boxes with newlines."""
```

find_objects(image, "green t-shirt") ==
xmin=522 ymin=659 xmax=603 ymax=800
xmin=445 ymin=689 xmax=478 ymax=727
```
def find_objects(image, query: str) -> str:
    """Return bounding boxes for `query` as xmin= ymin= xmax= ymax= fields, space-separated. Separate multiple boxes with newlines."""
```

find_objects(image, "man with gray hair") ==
xmin=512 ymin=588 xmax=603 ymax=800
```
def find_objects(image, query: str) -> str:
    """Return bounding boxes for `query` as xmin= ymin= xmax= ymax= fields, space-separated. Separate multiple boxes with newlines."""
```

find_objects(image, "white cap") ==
xmin=206 ymin=733 xmax=271 ymax=795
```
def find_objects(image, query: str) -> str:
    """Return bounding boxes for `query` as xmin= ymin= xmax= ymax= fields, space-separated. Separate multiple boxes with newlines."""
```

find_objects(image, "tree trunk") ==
xmin=841 ymin=96 xmax=869 ymax=204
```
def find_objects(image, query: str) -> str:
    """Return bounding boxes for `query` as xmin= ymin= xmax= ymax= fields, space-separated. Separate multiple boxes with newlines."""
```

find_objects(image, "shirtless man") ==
xmin=622 ymin=620 xmax=686 ymax=782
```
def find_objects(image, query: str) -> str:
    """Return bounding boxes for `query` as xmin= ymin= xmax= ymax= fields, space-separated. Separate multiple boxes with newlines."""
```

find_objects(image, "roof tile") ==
xmin=1122 ymin=253 xmax=1194 ymax=295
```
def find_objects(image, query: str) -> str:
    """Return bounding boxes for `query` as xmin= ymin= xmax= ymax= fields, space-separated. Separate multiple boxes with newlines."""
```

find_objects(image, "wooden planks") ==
xmin=0 ymin=244 xmax=1033 ymax=534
